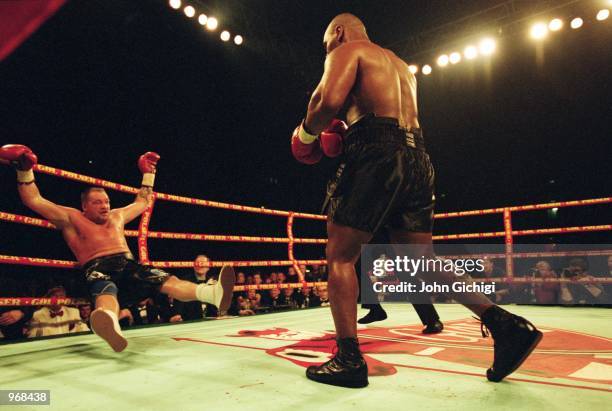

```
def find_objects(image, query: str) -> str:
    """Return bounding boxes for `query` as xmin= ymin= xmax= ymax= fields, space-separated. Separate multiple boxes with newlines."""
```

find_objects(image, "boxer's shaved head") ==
xmin=324 ymin=13 xmax=368 ymax=54
xmin=326 ymin=13 xmax=367 ymax=35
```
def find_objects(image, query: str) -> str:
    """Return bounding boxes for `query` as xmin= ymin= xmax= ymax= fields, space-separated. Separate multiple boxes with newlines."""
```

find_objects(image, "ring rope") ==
xmin=1 ymin=163 xmax=610 ymax=308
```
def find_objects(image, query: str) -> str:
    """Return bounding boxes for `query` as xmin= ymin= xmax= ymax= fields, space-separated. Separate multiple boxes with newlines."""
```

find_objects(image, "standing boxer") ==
xmin=290 ymin=13 xmax=541 ymax=388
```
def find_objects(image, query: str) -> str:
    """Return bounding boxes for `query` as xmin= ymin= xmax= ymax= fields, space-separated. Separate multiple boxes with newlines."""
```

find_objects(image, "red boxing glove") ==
xmin=320 ymin=119 xmax=347 ymax=158
xmin=291 ymin=122 xmax=323 ymax=165
xmin=0 ymin=144 xmax=38 ymax=183
xmin=138 ymin=152 xmax=160 ymax=187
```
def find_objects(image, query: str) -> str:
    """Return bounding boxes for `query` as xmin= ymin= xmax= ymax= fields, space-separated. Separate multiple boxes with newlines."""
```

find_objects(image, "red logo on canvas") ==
xmin=233 ymin=319 xmax=612 ymax=383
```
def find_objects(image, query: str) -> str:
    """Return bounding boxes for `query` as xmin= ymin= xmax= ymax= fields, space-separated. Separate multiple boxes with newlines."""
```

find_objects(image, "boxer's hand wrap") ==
xmin=291 ymin=121 xmax=323 ymax=165
xmin=138 ymin=152 xmax=160 ymax=187
xmin=0 ymin=144 xmax=38 ymax=184
xmin=141 ymin=173 xmax=155 ymax=187
xmin=16 ymin=169 xmax=35 ymax=184
xmin=320 ymin=119 xmax=348 ymax=158
xmin=297 ymin=121 xmax=318 ymax=144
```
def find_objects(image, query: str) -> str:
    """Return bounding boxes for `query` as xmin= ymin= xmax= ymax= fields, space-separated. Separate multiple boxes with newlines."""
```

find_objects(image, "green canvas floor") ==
xmin=1 ymin=305 xmax=610 ymax=411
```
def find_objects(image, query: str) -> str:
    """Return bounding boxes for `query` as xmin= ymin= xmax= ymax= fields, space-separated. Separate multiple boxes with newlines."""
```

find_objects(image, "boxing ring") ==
xmin=1 ymin=163 xmax=611 ymax=410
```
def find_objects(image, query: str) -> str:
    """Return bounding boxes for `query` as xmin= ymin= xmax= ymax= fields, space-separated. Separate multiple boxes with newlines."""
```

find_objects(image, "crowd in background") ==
xmin=372 ymin=255 xmax=612 ymax=306
xmin=0 ymin=255 xmax=329 ymax=341
xmin=1 ymin=254 xmax=610 ymax=342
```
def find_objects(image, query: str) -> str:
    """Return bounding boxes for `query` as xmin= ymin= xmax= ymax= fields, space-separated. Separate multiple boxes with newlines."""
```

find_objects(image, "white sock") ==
xmin=196 ymin=283 xmax=215 ymax=304
xmin=100 ymin=309 xmax=123 ymax=336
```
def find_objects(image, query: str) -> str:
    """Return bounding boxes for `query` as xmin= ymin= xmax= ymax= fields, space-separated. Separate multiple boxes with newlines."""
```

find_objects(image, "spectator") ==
xmin=118 ymin=308 xmax=134 ymax=327
xmin=283 ymin=287 xmax=298 ymax=308
xmin=308 ymin=264 xmax=324 ymax=282
xmin=27 ymin=286 xmax=89 ymax=338
xmin=298 ymin=286 xmax=321 ymax=308
xmin=0 ymin=276 xmax=33 ymax=341
xmin=78 ymin=303 xmax=92 ymax=328
xmin=240 ymin=289 xmax=261 ymax=312
xmin=127 ymin=293 xmax=180 ymax=326
xmin=174 ymin=255 xmax=216 ymax=320
xmin=603 ymin=256 xmax=612 ymax=307
xmin=227 ymin=294 xmax=255 ymax=316
xmin=560 ymin=258 xmax=606 ymax=305
xmin=234 ymin=272 xmax=247 ymax=299
xmin=266 ymin=288 xmax=287 ymax=308
xmin=251 ymin=272 xmax=266 ymax=301
xmin=267 ymin=272 xmax=278 ymax=284
xmin=474 ymin=258 xmax=511 ymax=304
xmin=252 ymin=272 xmax=263 ymax=286
xmin=531 ymin=261 xmax=560 ymax=305
xmin=0 ymin=308 xmax=32 ymax=340
xmin=287 ymin=267 xmax=300 ymax=284
xmin=315 ymin=263 xmax=328 ymax=281
xmin=315 ymin=285 xmax=330 ymax=306
xmin=277 ymin=272 xmax=286 ymax=283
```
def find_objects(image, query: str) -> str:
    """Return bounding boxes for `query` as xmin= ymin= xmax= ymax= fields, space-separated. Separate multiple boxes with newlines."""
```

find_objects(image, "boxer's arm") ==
xmin=305 ymin=43 xmax=359 ymax=134
xmin=18 ymin=183 xmax=73 ymax=228
xmin=117 ymin=152 xmax=159 ymax=223
xmin=116 ymin=186 xmax=152 ymax=224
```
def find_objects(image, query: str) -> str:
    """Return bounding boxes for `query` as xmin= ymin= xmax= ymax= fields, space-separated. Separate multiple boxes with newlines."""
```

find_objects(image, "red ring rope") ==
xmin=1 ymin=162 xmax=610 ymax=306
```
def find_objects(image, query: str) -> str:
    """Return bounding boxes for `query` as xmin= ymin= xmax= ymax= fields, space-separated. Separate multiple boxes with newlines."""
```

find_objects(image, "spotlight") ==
xmin=422 ymin=65 xmax=432 ymax=75
xmin=184 ymin=5 xmax=195 ymax=18
xmin=549 ymin=18 xmax=563 ymax=31
xmin=206 ymin=17 xmax=218 ymax=31
xmin=169 ymin=0 xmax=181 ymax=10
xmin=464 ymin=45 xmax=478 ymax=59
xmin=530 ymin=23 xmax=548 ymax=39
xmin=220 ymin=31 xmax=230 ymax=41
xmin=596 ymin=9 xmax=610 ymax=21
xmin=437 ymin=54 xmax=449 ymax=67
xmin=198 ymin=14 xmax=208 ymax=26
xmin=478 ymin=38 xmax=496 ymax=55
xmin=408 ymin=65 xmax=418 ymax=74
xmin=449 ymin=52 xmax=461 ymax=64
xmin=570 ymin=17 xmax=583 ymax=29
xmin=234 ymin=35 xmax=244 ymax=45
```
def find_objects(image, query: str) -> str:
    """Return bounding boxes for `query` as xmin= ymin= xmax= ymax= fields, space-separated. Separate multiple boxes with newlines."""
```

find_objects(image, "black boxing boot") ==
xmin=422 ymin=320 xmax=444 ymax=334
xmin=357 ymin=305 xmax=387 ymax=324
xmin=479 ymin=306 xmax=543 ymax=382
xmin=306 ymin=337 xmax=368 ymax=388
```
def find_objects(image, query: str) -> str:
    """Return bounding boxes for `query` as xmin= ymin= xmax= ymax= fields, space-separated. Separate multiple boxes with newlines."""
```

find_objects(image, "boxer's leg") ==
xmin=389 ymin=229 xmax=542 ymax=382
xmin=158 ymin=266 xmax=235 ymax=312
xmin=306 ymin=221 xmax=372 ymax=388
xmin=388 ymin=230 xmax=493 ymax=315
xmin=325 ymin=221 xmax=373 ymax=338
xmin=89 ymin=280 xmax=127 ymax=352
xmin=95 ymin=294 xmax=119 ymax=316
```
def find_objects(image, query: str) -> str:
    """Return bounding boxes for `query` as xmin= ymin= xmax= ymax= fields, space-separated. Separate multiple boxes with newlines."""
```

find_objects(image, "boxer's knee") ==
xmin=159 ymin=275 xmax=179 ymax=292
xmin=326 ymin=240 xmax=360 ymax=266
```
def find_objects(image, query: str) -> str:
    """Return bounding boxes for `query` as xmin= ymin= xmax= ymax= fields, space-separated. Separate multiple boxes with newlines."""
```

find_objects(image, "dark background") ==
xmin=0 ymin=0 xmax=610 ymax=292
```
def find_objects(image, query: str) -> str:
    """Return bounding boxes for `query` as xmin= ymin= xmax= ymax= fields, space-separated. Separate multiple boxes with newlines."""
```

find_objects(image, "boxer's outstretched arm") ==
xmin=116 ymin=186 xmax=152 ymax=224
xmin=117 ymin=152 xmax=159 ymax=223
xmin=305 ymin=43 xmax=359 ymax=134
xmin=18 ymin=182 xmax=73 ymax=228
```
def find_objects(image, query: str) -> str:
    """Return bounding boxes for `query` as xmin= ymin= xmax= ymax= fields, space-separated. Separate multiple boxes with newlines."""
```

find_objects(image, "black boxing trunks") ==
xmin=323 ymin=113 xmax=435 ymax=233
xmin=83 ymin=252 xmax=170 ymax=306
